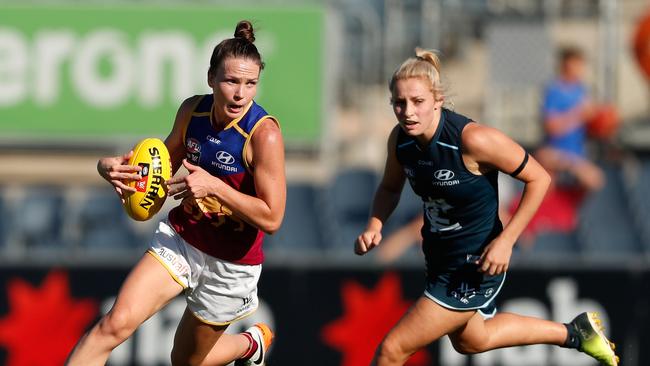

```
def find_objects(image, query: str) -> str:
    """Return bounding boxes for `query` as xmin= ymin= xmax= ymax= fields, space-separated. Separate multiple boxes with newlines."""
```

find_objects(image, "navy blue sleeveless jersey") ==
xmin=396 ymin=108 xmax=503 ymax=274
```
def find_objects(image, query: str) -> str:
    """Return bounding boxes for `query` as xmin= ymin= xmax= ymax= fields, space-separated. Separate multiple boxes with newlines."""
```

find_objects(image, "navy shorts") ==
xmin=424 ymin=256 xmax=506 ymax=318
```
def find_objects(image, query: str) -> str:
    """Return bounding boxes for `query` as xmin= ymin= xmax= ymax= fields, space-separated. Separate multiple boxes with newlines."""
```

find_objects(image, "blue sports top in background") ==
xmin=542 ymin=79 xmax=588 ymax=157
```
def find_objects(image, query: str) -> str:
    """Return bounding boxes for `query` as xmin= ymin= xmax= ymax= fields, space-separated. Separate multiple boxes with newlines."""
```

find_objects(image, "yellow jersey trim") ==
xmin=242 ymin=116 xmax=280 ymax=172
xmin=146 ymin=250 xmax=188 ymax=290
xmin=222 ymin=101 xmax=254 ymax=131
xmin=189 ymin=303 xmax=259 ymax=326
xmin=232 ymin=123 xmax=249 ymax=138
xmin=182 ymin=95 xmax=206 ymax=146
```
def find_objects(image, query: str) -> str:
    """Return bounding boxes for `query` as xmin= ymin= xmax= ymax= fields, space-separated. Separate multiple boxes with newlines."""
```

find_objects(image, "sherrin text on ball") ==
xmin=124 ymin=138 xmax=172 ymax=221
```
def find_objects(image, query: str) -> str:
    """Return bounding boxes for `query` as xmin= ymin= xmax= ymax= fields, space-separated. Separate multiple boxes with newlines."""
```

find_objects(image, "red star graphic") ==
xmin=0 ymin=271 xmax=98 ymax=366
xmin=322 ymin=273 xmax=431 ymax=366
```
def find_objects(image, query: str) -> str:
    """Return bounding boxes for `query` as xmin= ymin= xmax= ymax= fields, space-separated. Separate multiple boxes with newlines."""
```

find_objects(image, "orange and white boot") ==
xmin=235 ymin=323 xmax=274 ymax=366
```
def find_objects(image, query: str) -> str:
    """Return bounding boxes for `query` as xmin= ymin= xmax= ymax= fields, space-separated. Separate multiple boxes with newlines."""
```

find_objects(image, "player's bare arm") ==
xmin=164 ymin=95 xmax=203 ymax=174
xmin=462 ymin=122 xmax=551 ymax=275
xmin=96 ymin=95 xmax=200 ymax=203
xmin=166 ymin=119 xmax=286 ymax=234
xmin=356 ymin=126 xmax=406 ymax=255
xmin=235 ymin=118 xmax=286 ymax=233
xmin=96 ymin=151 xmax=143 ymax=201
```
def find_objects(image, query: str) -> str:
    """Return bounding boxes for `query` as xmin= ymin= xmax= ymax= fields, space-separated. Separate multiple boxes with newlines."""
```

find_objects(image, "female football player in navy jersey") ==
xmin=355 ymin=49 xmax=618 ymax=366
xmin=67 ymin=20 xmax=283 ymax=366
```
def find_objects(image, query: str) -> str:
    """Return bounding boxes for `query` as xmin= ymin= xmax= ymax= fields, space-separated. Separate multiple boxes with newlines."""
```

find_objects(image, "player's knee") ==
xmin=451 ymin=338 xmax=489 ymax=355
xmin=98 ymin=309 xmax=137 ymax=342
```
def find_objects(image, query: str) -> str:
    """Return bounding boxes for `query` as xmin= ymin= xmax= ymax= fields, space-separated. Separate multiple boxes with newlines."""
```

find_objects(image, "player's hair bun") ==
xmin=415 ymin=47 xmax=441 ymax=73
xmin=208 ymin=20 xmax=263 ymax=77
xmin=234 ymin=20 xmax=255 ymax=43
xmin=389 ymin=47 xmax=446 ymax=101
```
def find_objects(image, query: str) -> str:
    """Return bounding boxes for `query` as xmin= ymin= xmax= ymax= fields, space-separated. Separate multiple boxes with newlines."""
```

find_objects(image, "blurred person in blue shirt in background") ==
xmin=536 ymin=45 xmax=604 ymax=192
xmin=513 ymin=46 xmax=608 ymax=246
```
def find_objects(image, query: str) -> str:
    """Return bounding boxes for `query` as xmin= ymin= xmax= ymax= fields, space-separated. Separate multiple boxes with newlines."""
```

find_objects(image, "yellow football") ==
xmin=123 ymin=138 xmax=172 ymax=221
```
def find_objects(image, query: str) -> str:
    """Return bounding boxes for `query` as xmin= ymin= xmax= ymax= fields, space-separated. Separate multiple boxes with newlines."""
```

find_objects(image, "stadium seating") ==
xmin=1 ymin=159 xmax=649 ymax=262
xmin=10 ymin=186 xmax=65 ymax=249
xmin=76 ymin=187 xmax=137 ymax=250
xmin=530 ymin=231 xmax=580 ymax=254
xmin=321 ymin=168 xmax=379 ymax=249
xmin=0 ymin=191 xmax=5 ymax=249
xmin=265 ymin=183 xmax=325 ymax=250
xmin=637 ymin=161 xmax=650 ymax=252
xmin=382 ymin=184 xmax=422 ymax=236
xmin=577 ymin=164 xmax=641 ymax=256
xmin=621 ymin=159 xmax=650 ymax=254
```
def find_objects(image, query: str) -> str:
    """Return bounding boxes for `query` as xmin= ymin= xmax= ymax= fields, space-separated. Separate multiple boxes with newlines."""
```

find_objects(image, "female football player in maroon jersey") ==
xmin=67 ymin=20 xmax=283 ymax=366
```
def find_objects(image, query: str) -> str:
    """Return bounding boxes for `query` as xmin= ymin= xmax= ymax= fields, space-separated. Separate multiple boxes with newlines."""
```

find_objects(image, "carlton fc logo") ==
xmin=434 ymin=169 xmax=455 ymax=181
xmin=215 ymin=151 xmax=235 ymax=165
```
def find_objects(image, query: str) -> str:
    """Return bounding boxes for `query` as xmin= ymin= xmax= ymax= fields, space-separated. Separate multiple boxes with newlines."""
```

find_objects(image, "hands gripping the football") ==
xmin=163 ymin=117 xmax=285 ymax=234
xmin=97 ymin=151 xmax=142 ymax=203
xmin=166 ymin=159 xmax=220 ymax=200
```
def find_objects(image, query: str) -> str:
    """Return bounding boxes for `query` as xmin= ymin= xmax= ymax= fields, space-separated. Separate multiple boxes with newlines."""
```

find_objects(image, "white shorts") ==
xmin=148 ymin=219 xmax=261 ymax=325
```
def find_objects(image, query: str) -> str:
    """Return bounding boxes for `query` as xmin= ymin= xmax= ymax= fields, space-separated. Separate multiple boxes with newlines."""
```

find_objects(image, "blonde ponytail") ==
xmin=415 ymin=48 xmax=441 ymax=74
xmin=390 ymin=48 xmax=444 ymax=99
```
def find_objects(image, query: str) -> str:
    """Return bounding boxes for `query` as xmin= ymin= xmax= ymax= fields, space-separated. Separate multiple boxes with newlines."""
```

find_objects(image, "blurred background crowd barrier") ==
xmin=1 ymin=0 xmax=650 ymax=365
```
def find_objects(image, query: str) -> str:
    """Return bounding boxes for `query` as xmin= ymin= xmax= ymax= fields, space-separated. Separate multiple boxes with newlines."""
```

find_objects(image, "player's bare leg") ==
xmin=171 ymin=310 xmax=272 ymax=366
xmin=535 ymin=147 xmax=603 ymax=191
xmin=66 ymin=253 xmax=184 ymax=366
xmin=449 ymin=311 xmax=567 ymax=353
xmin=371 ymin=297 xmax=475 ymax=366
xmin=170 ymin=308 xmax=248 ymax=365
xmin=450 ymin=311 xmax=618 ymax=366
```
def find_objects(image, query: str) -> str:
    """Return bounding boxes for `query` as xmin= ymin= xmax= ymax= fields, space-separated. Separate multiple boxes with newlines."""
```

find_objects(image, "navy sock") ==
xmin=562 ymin=323 xmax=581 ymax=349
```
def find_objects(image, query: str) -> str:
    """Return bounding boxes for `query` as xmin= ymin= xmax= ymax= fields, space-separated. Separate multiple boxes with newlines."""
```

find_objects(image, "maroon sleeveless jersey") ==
xmin=168 ymin=94 xmax=277 ymax=265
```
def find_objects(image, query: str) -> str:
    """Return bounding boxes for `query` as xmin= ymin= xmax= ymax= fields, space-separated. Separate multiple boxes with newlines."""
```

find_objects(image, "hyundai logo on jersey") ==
xmin=434 ymin=169 xmax=455 ymax=181
xmin=432 ymin=169 xmax=460 ymax=187
xmin=216 ymin=151 xmax=235 ymax=165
